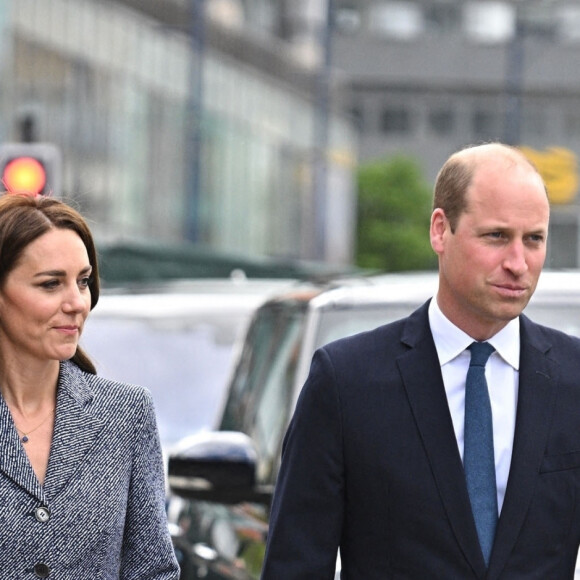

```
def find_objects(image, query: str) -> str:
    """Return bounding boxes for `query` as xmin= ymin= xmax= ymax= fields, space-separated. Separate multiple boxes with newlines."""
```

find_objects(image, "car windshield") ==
xmin=81 ymin=312 xmax=245 ymax=449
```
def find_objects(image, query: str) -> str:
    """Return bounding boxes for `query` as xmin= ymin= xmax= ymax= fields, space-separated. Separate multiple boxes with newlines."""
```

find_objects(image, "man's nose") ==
xmin=502 ymin=240 xmax=528 ymax=275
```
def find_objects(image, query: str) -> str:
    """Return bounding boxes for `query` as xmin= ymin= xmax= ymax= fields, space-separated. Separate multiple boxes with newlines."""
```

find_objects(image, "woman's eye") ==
xmin=40 ymin=280 xmax=59 ymax=290
xmin=79 ymin=276 xmax=92 ymax=289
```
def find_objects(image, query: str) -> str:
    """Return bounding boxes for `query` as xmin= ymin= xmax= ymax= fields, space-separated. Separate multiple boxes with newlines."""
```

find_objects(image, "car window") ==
xmin=220 ymin=304 xmax=306 ymax=482
xmin=220 ymin=310 xmax=283 ymax=432
xmin=316 ymin=301 xmax=580 ymax=352
xmin=81 ymin=315 xmax=240 ymax=449
xmin=315 ymin=304 xmax=420 ymax=349
xmin=250 ymin=315 xmax=304 ymax=481
xmin=525 ymin=303 xmax=580 ymax=337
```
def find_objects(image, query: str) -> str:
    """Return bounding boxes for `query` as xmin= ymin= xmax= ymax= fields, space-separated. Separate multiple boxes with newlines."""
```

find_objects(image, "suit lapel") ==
xmin=0 ymin=394 xmax=45 ymax=502
xmin=44 ymin=361 xmax=106 ymax=499
xmin=487 ymin=316 xmax=556 ymax=579
xmin=397 ymin=303 xmax=487 ymax=578
xmin=394 ymin=307 xmax=557 ymax=578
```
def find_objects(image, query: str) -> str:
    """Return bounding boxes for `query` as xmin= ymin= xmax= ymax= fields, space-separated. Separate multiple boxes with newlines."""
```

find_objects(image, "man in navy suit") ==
xmin=261 ymin=143 xmax=580 ymax=579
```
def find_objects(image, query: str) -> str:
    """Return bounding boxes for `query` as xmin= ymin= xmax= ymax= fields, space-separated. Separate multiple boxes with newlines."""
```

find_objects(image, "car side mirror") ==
xmin=168 ymin=431 xmax=273 ymax=505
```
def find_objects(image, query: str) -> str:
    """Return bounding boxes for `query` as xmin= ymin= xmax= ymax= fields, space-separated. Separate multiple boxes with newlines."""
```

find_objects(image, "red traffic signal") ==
xmin=0 ymin=143 xmax=61 ymax=197
xmin=2 ymin=156 xmax=47 ymax=195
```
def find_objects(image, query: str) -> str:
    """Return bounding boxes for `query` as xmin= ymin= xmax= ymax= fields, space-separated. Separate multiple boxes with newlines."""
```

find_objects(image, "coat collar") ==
xmin=0 ymin=361 xmax=106 ymax=503
xmin=397 ymin=304 xmax=556 ymax=579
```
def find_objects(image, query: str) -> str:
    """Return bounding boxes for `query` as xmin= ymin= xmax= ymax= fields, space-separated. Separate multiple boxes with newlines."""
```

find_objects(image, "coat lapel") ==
xmin=0 ymin=394 xmax=45 ymax=502
xmin=397 ymin=303 xmax=487 ymax=578
xmin=486 ymin=316 xmax=556 ymax=579
xmin=43 ymin=361 xmax=106 ymax=500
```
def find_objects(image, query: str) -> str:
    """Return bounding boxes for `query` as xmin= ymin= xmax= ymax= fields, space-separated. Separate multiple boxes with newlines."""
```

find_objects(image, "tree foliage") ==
xmin=356 ymin=155 xmax=437 ymax=272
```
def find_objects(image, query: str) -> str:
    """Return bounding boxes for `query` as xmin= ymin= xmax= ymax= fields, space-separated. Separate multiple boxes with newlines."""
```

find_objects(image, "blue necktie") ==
xmin=464 ymin=341 xmax=497 ymax=566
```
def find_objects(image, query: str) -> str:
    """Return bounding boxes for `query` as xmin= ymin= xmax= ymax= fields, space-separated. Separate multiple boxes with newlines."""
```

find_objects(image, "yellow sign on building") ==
xmin=519 ymin=146 xmax=579 ymax=204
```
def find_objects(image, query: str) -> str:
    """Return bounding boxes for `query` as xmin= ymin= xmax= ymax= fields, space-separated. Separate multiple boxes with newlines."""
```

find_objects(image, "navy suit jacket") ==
xmin=262 ymin=301 xmax=580 ymax=579
xmin=0 ymin=360 xmax=179 ymax=580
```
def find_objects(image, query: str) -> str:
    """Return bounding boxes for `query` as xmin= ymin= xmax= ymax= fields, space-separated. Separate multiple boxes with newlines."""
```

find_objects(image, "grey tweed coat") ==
xmin=0 ymin=360 xmax=180 ymax=580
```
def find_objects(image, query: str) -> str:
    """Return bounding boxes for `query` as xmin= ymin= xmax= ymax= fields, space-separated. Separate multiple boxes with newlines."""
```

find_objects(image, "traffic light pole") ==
xmin=185 ymin=0 xmax=205 ymax=243
xmin=312 ymin=0 xmax=334 ymax=261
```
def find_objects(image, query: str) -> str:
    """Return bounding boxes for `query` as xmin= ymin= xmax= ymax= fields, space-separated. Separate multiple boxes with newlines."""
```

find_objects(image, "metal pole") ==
xmin=312 ymin=0 xmax=333 ymax=260
xmin=503 ymin=17 xmax=524 ymax=146
xmin=185 ymin=0 xmax=205 ymax=242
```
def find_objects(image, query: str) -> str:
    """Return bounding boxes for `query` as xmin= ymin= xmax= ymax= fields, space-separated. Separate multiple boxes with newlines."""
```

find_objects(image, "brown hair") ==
xmin=0 ymin=193 xmax=99 ymax=374
xmin=433 ymin=143 xmax=545 ymax=233
xmin=432 ymin=155 xmax=474 ymax=233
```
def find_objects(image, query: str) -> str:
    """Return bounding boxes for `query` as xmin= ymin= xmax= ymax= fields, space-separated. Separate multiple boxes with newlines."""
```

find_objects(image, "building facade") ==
xmin=3 ymin=0 xmax=579 ymax=268
xmin=330 ymin=0 xmax=580 ymax=267
xmin=0 ymin=0 xmax=357 ymax=264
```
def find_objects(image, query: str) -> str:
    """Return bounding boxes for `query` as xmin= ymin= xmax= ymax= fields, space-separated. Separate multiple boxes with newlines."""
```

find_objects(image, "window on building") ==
xmin=557 ymin=6 xmax=580 ymax=43
xmin=381 ymin=106 xmax=411 ymax=134
xmin=428 ymin=108 xmax=455 ymax=136
xmin=367 ymin=1 xmax=424 ymax=40
xmin=424 ymin=2 xmax=461 ymax=35
xmin=564 ymin=111 xmax=580 ymax=139
xmin=472 ymin=109 xmax=498 ymax=140
xmin=521 ymin=107 xmax=546 ymax=139
xmin=334 ymin=4 xmax=362 ymax=34
xmin=547 ymin=220 xmax=578 ymax=268
xmin=517 ymin=4 xmax=556 ymax=41
xmin=349 ymin=105 xmax=364 ymax=132
xmin=463 ymin=1 xmax=515 ymax=44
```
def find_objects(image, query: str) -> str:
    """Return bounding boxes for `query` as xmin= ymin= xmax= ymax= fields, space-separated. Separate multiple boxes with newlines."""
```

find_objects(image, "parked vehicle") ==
xmin=167 ymin=271 xmax=580 ymax=579
xmin=80 ymin=277 xmax=295 ymax=449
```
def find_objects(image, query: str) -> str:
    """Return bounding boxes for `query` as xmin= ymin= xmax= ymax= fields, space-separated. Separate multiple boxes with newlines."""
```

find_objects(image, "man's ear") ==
xmin=430 ymin=208 xmax=448 ymax=255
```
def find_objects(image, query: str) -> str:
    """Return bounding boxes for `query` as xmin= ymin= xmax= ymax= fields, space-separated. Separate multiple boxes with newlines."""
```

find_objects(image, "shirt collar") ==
xmin=428 ymin=297 xmax=520 ymax=370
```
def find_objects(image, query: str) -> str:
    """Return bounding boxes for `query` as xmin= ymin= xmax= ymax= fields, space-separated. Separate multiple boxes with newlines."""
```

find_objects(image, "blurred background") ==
xmin=2 ymin=0 xmax=580 ymax=275
xmin=5 ymin=5 xmax=580 ymax=575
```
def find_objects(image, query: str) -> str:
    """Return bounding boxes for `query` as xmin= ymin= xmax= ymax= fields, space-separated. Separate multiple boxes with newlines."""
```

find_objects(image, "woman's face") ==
xmin=0 ymin=228 xmax=92 ymax=364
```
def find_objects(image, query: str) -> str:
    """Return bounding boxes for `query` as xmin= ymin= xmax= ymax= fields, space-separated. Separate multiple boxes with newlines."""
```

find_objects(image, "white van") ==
xmin=80 ymin=277 xmax=296 ymax=449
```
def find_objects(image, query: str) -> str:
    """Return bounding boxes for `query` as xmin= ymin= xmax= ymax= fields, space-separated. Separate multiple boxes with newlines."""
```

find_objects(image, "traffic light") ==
xmin=0 ymin=143 xmax=62 ymax=197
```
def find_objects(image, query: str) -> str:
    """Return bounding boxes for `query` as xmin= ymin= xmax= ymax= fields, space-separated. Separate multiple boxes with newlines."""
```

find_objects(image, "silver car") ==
xmin=167 ymin=270 xmax=580 ymax=579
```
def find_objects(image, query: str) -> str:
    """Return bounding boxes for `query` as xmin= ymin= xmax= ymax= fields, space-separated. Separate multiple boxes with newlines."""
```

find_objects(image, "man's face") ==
xmin=430 ymin=158 xmax=550 ymax=340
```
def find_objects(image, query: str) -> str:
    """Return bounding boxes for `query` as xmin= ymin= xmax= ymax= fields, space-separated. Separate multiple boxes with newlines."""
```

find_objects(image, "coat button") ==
xmin=33 ymin=562 xmax=50 ymax=578
xmin=34 ymin=507 xmax=50 ymax=523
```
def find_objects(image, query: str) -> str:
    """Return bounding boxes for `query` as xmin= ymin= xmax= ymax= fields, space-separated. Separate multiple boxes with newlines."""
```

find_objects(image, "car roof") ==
xmin=92 ymin=278 xmax=298 ymax=319
xmin=256 ymin=270 xmax=580 ymax=313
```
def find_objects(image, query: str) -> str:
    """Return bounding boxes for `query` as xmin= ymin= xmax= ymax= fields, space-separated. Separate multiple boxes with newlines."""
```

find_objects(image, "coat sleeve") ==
xmin=119 ymin=389 xmax=180 ymax=580
xmin=261 ymin=348 xmax=343 ymax=580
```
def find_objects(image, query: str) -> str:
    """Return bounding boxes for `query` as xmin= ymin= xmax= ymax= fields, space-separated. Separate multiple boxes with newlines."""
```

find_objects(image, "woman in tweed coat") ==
xmin=0 ymin=194 xmax=179 ymax=579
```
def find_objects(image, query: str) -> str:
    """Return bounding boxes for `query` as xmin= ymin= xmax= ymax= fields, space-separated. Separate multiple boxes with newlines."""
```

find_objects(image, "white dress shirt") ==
xmin=428 ymin=298 xmax=520 ymax=514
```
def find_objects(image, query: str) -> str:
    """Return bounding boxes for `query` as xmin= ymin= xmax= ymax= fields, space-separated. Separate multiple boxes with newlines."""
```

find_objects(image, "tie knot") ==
xmin=468 ymin=341 xmax=495 ymax=367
